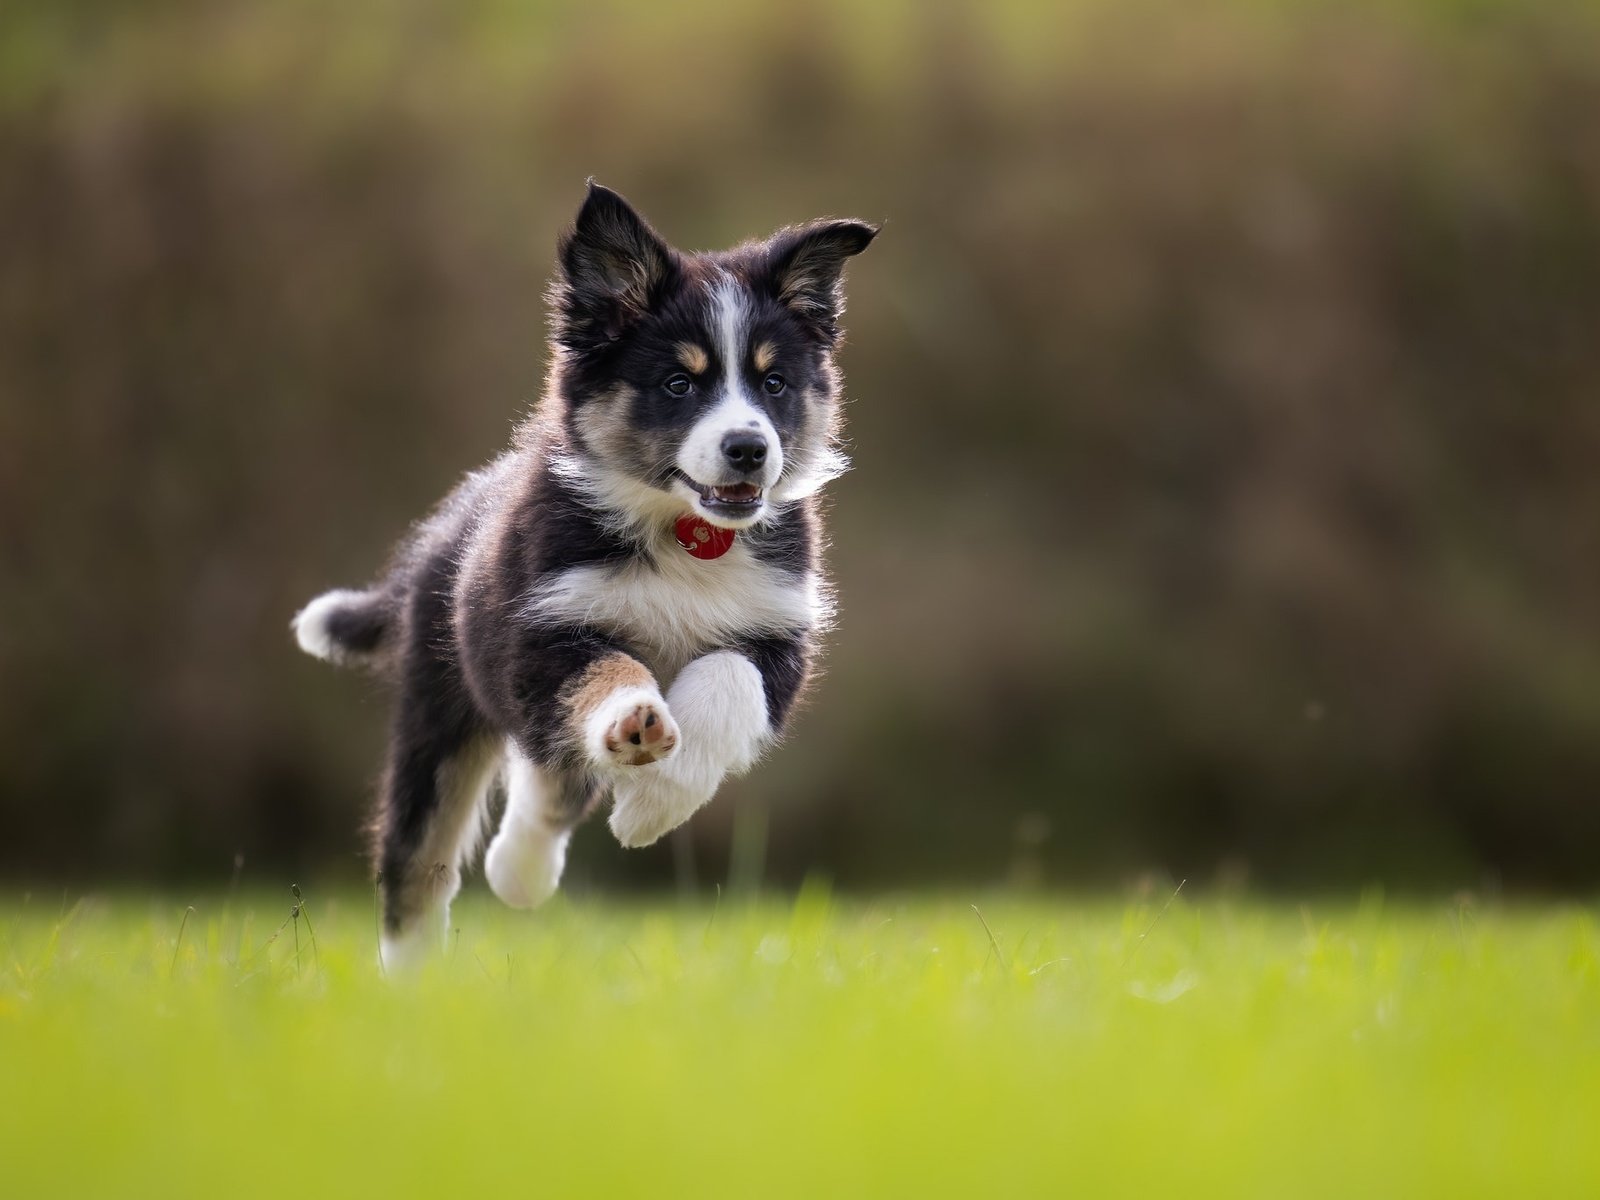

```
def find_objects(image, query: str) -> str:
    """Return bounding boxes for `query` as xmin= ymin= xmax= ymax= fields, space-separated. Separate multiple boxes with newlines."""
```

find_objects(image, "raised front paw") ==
xmin=600 ymin=696 xmax=679 ymax=767
xmin=609 ymin=771 xmax=710 ymax=848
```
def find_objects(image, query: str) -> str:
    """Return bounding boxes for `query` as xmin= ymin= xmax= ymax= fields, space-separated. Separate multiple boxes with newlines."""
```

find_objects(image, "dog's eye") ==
xmin=663 ymin=374 xmax=693 ymax=398
xmin=762 ymin=373 xmax=787 ymax=396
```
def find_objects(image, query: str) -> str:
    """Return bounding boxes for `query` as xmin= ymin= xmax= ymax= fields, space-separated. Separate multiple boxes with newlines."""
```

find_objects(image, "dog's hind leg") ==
xmin=376 ymin=725 xmax=501 ymax=972
xmin=484 ymin=744 xmax=598 ymax=910
xmin=374 ymin=561 xmax=502 ymax=971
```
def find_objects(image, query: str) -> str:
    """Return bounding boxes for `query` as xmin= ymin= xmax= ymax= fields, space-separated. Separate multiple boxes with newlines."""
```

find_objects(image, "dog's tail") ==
xmin=292 ymin=586 xmax=398 ymax=669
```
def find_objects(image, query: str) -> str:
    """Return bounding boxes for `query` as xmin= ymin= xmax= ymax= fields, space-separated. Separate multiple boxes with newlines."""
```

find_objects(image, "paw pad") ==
xmin=603 ymin=700 xmax=678 ymax=766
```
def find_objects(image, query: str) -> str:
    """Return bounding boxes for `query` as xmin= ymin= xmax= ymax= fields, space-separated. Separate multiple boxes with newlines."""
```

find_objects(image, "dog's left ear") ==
xmin=555 ymin=182 xmax=675 ymax=348
xmin=764 ymin=219 xmax=878 ymax=342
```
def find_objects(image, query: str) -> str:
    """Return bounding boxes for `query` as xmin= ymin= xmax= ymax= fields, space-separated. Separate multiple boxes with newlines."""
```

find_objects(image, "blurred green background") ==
xmin=3 ymin=0 xmax=1598 ymax=892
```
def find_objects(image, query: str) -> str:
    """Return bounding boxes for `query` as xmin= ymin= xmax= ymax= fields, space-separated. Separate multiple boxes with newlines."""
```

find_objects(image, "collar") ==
xmin=674 ymin=513 xmax=736 ymax=560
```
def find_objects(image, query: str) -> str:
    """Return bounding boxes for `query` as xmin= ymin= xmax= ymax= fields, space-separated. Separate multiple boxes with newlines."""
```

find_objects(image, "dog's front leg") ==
xmin=473 ymin=621 xmax=683 ymax=777
xmin=560 ymin=651 xmax=682 ymax=774
xmin=480 ymin=640 xmax=681 ymax=909
xmin=609 ymin=643 xmax=803 ymax=848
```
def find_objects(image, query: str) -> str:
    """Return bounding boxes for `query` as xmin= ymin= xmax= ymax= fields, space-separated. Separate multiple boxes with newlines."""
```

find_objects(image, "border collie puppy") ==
xmin=293 ymin=183 xmax=876 ymax=968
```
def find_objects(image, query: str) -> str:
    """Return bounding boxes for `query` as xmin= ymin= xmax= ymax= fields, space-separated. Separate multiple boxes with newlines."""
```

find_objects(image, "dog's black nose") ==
xmin=721 ymin=430 xmax=768 ymax=473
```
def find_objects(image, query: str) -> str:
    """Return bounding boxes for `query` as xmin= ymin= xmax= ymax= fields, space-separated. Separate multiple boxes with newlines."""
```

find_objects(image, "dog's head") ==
xmin=548 ymin=183 xmax=876 ymax=532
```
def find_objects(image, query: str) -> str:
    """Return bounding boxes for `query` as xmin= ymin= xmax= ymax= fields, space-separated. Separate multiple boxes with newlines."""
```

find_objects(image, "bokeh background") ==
xmin=4 ymin=0 xmax=1599 ymax=893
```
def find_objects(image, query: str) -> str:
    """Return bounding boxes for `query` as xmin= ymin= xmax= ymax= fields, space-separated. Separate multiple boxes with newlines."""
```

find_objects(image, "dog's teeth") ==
xmin=705 ymin=483 xmax=762 ymax=504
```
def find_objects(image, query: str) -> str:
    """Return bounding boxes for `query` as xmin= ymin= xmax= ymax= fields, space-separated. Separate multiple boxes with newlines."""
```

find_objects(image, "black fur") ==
xmin=454 ymin=469 xmax=637 ymax=770
xmin=737 ymin=633 xmax=812 ymax=728
xmin=377 ymin=545 xmax=485 ymax=896
xmin=321 ymin=604 xmax=389 ymax=657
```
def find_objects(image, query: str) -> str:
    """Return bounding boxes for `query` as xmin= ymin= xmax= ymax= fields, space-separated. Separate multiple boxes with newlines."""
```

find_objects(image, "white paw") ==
xmin=589 ymin=690 xmax=680 ymax=769
xmin=609 ymin=770 xmax=712 ymax=848
xmin=484 ymin=823 xmax=569 ymax=910
xmin=379 ymin=919 xmax=440 ymax=975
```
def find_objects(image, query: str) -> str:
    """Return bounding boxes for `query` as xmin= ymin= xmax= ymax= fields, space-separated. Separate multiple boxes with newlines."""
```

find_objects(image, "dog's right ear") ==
xmin=554 ymin=182 xmax=674 ymax=349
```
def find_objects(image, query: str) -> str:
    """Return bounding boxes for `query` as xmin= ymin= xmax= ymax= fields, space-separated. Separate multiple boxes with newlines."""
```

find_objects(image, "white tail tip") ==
xmin=291 ymin=588 xmax=372 ymax=663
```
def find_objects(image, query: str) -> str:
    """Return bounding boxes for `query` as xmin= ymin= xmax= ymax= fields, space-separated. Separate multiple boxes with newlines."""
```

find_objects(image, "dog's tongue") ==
xmin=675 ymin=514 xmax=736 ymax=560
xmin=711 ymin=483 xmax=760 ymax=502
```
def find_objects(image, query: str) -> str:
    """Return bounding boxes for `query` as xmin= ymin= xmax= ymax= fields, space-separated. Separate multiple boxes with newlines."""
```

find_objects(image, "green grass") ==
xmin=2 ymin=887 xmax=1597 ymax=1197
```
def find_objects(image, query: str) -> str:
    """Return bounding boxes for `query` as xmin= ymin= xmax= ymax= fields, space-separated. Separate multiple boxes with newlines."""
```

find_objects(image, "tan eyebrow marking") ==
xmin=676 ymin=343 xmax=709 ymax=375
xmin=752 ymin=341 xmax=776 ymax=373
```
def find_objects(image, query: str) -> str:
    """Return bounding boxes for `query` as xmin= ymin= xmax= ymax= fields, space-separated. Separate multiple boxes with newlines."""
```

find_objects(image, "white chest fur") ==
xmin=521 ymin=540 xmax=828 ymax=681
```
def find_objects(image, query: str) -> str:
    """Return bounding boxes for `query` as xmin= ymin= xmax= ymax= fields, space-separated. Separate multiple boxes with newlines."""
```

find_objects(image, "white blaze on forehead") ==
xmin=711 ymin=276 xmax=751 ymax=393
xmin=675 ymin=276 xmax=783 ymax=491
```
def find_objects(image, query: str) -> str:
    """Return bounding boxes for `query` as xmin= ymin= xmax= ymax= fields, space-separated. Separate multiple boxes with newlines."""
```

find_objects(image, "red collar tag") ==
xmin=674 ymin=514 xmax=736 ymax=560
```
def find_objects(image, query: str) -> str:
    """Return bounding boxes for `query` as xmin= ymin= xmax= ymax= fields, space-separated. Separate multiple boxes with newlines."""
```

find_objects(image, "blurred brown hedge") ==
xmin=3 ymin=0 xmax=1599 ymax=889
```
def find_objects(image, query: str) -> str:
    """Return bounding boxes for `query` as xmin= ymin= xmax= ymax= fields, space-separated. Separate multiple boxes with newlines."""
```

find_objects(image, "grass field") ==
xmin=2 ymin=886 xmax=1597 ymax=1197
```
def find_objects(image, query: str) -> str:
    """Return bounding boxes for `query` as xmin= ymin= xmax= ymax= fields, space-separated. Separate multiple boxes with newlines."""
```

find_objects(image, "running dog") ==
xmin=293 ymin=183 xmax=876 ymax=968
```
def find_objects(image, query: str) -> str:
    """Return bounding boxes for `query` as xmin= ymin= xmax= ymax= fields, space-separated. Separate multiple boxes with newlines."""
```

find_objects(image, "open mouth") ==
xmin=673 ymin=471 xmax=765 ymax=514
